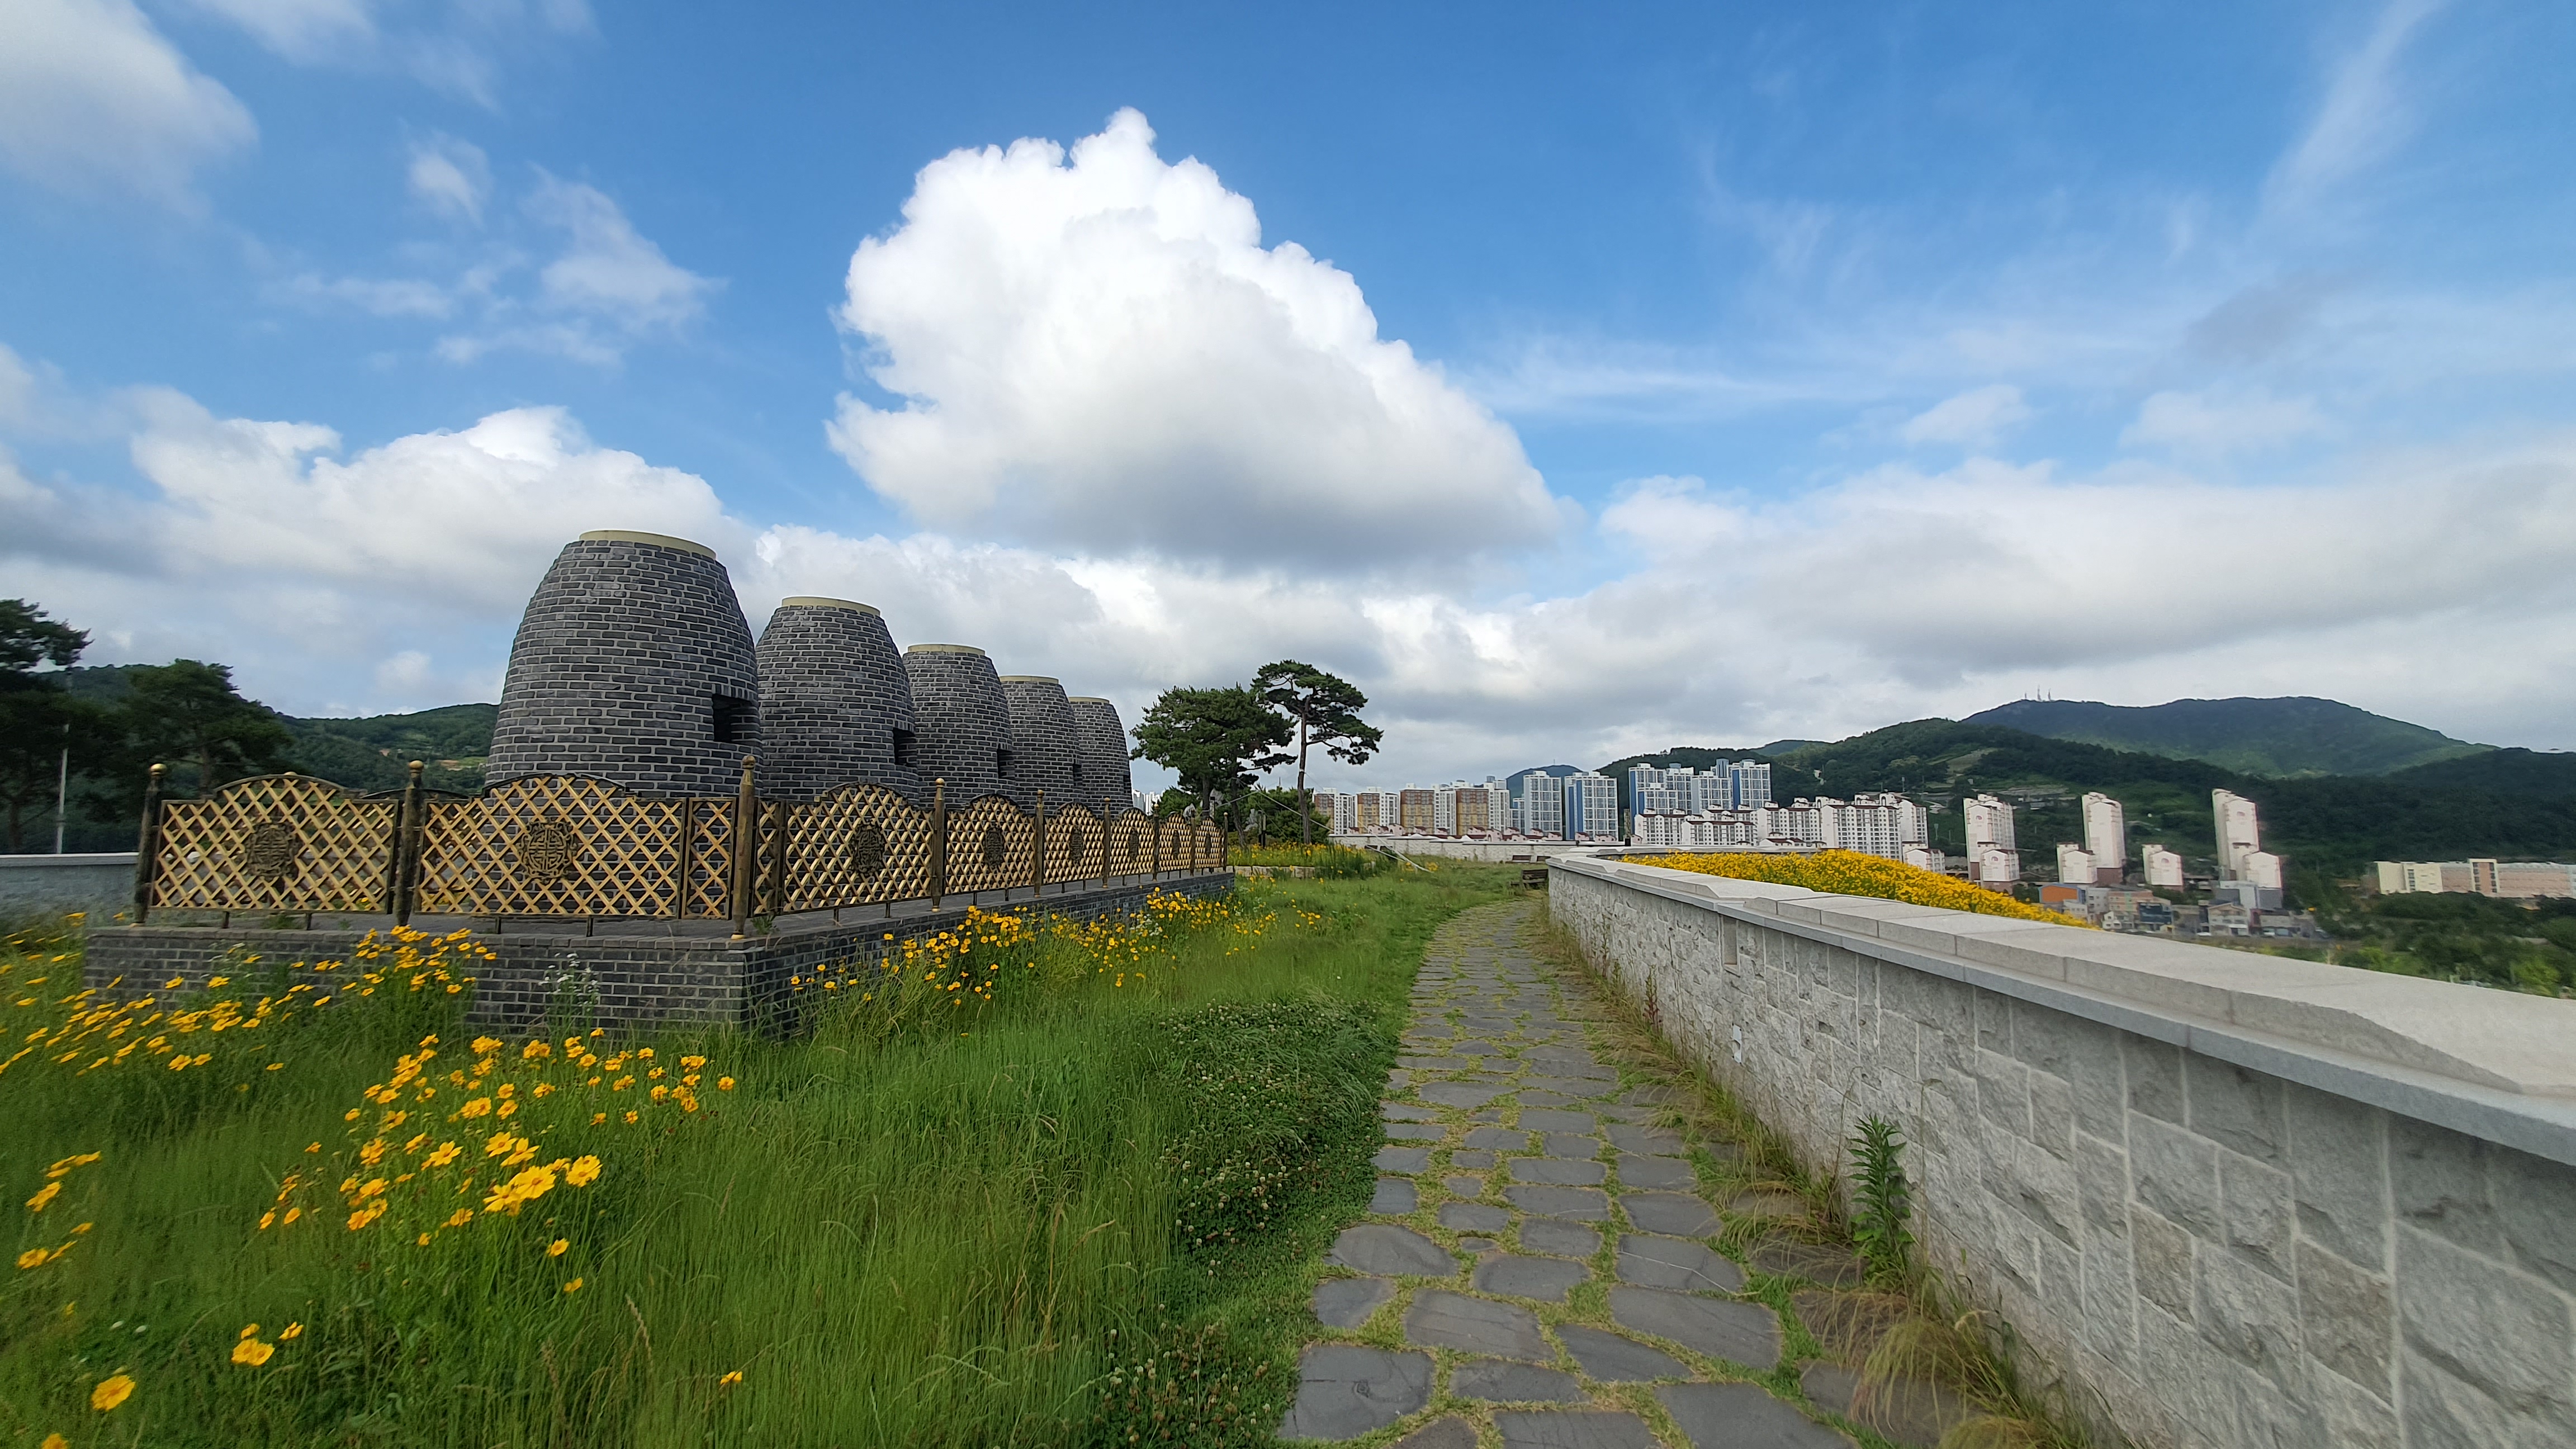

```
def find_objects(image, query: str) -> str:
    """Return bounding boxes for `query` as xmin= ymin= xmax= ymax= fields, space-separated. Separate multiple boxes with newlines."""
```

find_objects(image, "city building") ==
xmin=2212 ymin=789 xmax=2262 ymax=879
xmin=1974 ymin=846 xmax=2020 ymax=888
xmin=1566 ymin=771 xmax=1619 ymax=840
xmin=2058 ymin=844 xmax=2096 ymax=885
xmin=2081 ymin=793 xmax=2126 ymax=882
xmin=1519 ymin=771 xmax=1567 ymax=839
xmin=1964 ymin=794 xmax=2020 ymax=887
xmin=2142 ymin=844 xmax=2185 ymax=889
xmin=1399 ymin=788 xmax=1435 ymax=833
xmin=2376 ymin=859 xmax=2576 ymax=899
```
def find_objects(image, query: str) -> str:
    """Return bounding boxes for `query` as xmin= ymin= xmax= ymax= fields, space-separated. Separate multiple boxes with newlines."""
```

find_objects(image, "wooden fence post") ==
xmin=130 ymin=763 xmax=164 ymax=925
xmin=927 ymin=778 xmax=948 ymax=910
xmin=1031 ymin=789 xmax=1046 ymax=900
xmin=389 ymin=760 xmax=424 ymax=926
xmin=730 ymin=755 xmax=757 ymax=938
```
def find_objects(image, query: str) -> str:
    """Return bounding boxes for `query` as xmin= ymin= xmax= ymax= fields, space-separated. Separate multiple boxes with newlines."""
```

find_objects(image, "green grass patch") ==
xmin=0 ymin=869 xmax=1522 ymax=1446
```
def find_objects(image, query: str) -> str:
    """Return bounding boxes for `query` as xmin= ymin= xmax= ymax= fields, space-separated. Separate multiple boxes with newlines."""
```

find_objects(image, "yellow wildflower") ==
xmin=91 ymin=1373 xmax=135 ymax=1411
xmin=562 ymin=1277 xmax=583 ymax=1293
xmin=564 ymin=1155 xmax=602 ymax=1187
xmin=231 ymin=1337 xmax=274 ymax=1367
xmin=27 ymin=1181 xmax=61 ymax=1212
xmin=280 ymin=1322 xmax=301 ymax=1339
xmin=720 ymin=1369 xmax=744 ymax=1386
xmin=547 ymin=1238 xmax=569 ymax=1257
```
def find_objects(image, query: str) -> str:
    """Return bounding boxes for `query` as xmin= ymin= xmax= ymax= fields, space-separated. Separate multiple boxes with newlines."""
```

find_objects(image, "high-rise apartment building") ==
xmin=1964 ymin=794 xmax=2017 ymax=854
xmin=2058 ymin=843 xmax=2096 ymax=884
xmin=1520 ymin=771 xmax=1567 ymax=839
xmin=1399 ymin=788 xmax=1435 ymax=833
xmin=2143 ymin=844 xmax=2185 ymax=888
xmin=2213 ymin=789 xmax=2262 ymax=879
xmin=1566 ymin=771 xmax=1618 ymax=839
xmin=1726 ymin=760 xmax=1773 ymax=811
xmin=2082 ymin=793 xmax=2126 ymax=880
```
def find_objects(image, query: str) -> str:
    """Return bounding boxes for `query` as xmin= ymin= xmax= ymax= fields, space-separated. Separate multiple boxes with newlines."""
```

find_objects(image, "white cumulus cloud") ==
xmin=0 ymin=0 xmax=256 ymax=204
xmin=1898 ymin=383 xmax=2033 ymax=448
xmin=826 ymin=108 xmax=1559 ymax=570
xmin=406 ymin=132 xmax=491 ymax=224
xmin=2122 ymin=389 xmax=2330 ymax=456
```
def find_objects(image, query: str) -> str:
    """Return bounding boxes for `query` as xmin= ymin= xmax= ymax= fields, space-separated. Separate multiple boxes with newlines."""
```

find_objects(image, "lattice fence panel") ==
xmin=150 ymin=775 xmax=394 ymax=913
xmin=1105 ymin=811 xmax=1156 ymax=875
xmin=1158 ymin=815 xmax=1198 ymax=873
xmin=1194 ymin=820 xmax=1224 ymax=868
xmin=781 ymin=784 xmax=934 ymax=912
xmin=412 ymin=776 xmax=695 ymax=919
xmin=944 ymin=794 xmax=1036 ymax=897
xmin=1043 ymin=804 xmax=1106 ymax=884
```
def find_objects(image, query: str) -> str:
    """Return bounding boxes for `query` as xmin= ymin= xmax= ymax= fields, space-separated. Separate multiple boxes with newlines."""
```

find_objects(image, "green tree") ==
xmin=0 ymin=600 xmax=107 ymax=850
xmin=1131 ymin=685 xmax=1290 ymax=825
xmin=119 ymin=660 xmax=293 ymax=797
xmin=1252 ymin=660 xmax=1384 ymax=846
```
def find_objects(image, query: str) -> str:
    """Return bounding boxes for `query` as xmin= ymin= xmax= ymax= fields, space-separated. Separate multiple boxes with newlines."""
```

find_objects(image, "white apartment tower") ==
xmin=1520 ymin=772 xmax=1568 ymax=839
xmin=1965 ymin=794 xmax=2017 ymax=854
xmin=2143 ymin=844 xmax=2185 ymax=888
xmin=2213 ymin=789 xmax=2262 ymax=879
xmin=2081 ymin=793 xmax=2126 ymax=882
xmin=2058 ymin=843 xmax=2097 ymax=885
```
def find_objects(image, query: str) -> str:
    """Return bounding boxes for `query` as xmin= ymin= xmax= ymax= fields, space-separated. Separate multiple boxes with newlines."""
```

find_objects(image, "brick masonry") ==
xmin=999 ymin=676 xmax=1081 ymax=813
xmin=1068 ymin=697 xmax=1135 ymax=815
xmin=1550 ymin=858 xmax=2576 ymax=1449
xmin=902 ymin=646 xmax=1014 ymax=807
xmin=85 ymin=870 xmax=1234 ymax=1035
xmin=755 ymin=598 xmax=921 ymax=803
xmin=485 ymin=532 xmax=761 ymax=797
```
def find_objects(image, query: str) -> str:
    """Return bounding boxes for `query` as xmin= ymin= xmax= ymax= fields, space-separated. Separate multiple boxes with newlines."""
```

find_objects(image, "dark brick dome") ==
xmin=900 ymin=645 xmax=1014 ymax=806
xmin=998 ymin=676 xmax=1081 ymax=811
xmin=755 ymin=598 xmax=919 ymax=802
xmin=487 ymin=531 xmax=759 ymax=797
xmin=1067 ymin=697 xmax=1134 ymax=813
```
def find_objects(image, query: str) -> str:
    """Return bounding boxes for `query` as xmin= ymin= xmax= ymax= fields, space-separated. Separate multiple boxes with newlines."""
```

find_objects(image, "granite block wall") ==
xmin=1550 ymin=858 xmax=2576 ymax=1449
xmin=902 ymin=645 xmax=1013 ymax=806
xmin=1068 ymin=697 xmax=1134 ymax=815
xmin=756 ymin=597 xmax=921 ymax=803
xmin=485 ymin=531 xmax=760 ymax=797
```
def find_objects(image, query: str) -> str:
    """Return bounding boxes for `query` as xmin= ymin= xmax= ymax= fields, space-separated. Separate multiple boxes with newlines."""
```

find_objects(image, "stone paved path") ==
xmin=1278 ymin=901 xmax=1891 ymax=1449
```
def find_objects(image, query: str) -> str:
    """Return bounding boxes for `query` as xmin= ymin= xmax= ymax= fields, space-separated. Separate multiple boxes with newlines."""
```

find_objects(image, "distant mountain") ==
xmin=59 ymin=667 xmax=492 ymax=794
xmin=1962 ymin=697 xmax=2489 ymax=779
xmin=1755 ymin=739 xmax=1826 ymax=756
xmin=2384 ymin=748 xmax=2576 ymax=802
xmin=1769 ymin=718 xmax=2576 ymax=878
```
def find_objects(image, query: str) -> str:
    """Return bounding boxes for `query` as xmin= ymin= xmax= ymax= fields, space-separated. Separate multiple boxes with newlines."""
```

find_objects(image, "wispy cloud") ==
xmin=2262 ymin=0 xmax=2449 ymax=221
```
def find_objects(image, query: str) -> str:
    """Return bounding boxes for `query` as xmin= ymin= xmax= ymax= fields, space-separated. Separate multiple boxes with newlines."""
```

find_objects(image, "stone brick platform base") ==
xmin=84 ymin=870 xmax=1234 ymax=1034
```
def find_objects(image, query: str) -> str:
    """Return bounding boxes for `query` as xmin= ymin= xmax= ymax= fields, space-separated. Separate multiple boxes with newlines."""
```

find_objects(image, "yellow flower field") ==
xmin=1627 ymin=850 xmax=2090 ymax=926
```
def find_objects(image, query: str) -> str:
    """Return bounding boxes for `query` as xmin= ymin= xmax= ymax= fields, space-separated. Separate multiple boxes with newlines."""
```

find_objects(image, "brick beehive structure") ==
xmin=999 ymin=676 xmax=1082 ymax=812
xmin=1068 ymin=697 xmax=1134 ymax=814
xmin=486 ymin=531 xmax=759 ymax=796
xmin=755 ymin=598 xmax=920 ymax=802
xmin=901 ymin=645 xmax=1014 ymax=805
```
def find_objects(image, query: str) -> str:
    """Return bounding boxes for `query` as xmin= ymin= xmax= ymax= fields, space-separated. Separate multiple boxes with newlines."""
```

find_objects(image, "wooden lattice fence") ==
xmin=130 ymin=761 xmax=1223 ymax=931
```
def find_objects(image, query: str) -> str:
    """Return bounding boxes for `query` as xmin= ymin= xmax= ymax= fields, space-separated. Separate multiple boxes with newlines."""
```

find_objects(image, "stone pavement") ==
xmin=1279 ymin=901 xmax=1902 ymax=1449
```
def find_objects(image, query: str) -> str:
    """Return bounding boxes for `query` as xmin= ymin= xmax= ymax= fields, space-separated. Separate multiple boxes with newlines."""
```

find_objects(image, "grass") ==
xmin=1528 ymin=913 xmax=2113 ymax=1449
xmin=1 ymin=868 xmax=1523 ymax=1447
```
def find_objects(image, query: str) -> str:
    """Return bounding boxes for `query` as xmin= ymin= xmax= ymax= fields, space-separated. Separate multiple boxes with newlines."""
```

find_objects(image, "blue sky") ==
xmin=4 ymin=0 xmax=2573 ymax=790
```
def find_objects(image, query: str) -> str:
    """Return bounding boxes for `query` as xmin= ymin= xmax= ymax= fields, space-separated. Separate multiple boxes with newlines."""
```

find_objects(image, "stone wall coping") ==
xmin=997 ymin=676 xmax=1061 ymax=685
xmin=1065 ymin=696 xmax=1109 ymax=704
xmin=1556 ymin=855 xmax=2576 ymax=1167
xmin=575 ymin=529 xmax=714 ymax=557
xmin=1 ymin=853 xmax=137 ymax=869
xmin=777 ymin=596 xmax=879 ymax=615
xmin=906 ymin=643 xmax=986 ymax=656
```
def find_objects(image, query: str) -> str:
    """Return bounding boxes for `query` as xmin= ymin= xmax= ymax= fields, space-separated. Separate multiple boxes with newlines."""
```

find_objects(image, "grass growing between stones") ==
xmin=0 ymin=869 xmax=1522 ymax=1447
xmin=1528 ymin=913 xmax=2115 ymax=1449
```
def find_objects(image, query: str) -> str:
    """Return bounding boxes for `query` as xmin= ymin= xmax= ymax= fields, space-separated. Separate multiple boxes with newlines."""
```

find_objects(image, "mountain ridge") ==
xmin=1961 ymin=696 xmax=2488 ymax=778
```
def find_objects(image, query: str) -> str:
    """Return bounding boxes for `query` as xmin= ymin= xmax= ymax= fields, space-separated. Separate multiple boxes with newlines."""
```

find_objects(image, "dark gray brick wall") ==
xmin=84 ymin=872 xmax=1235 ymax=1035
xmin=1068 ymin=697 xmax=1135 ymax=815
xmin=902 ymin=646 xmax=1014 ymax=807
xmin=756 ymin=598 xmax=921 ymax=803
xmin=1000 ymin=677 xmax=1081 ymax=812
xmin=486 ymin=532 xmax=760 ymax=797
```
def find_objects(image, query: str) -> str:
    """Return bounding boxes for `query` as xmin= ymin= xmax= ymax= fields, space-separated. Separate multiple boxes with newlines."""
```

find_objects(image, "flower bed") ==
xmin=1626 ymin=850 xmax=2087 ymax=926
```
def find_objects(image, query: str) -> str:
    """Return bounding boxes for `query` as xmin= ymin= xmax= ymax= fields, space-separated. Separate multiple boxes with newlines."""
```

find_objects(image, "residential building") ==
xmin=1399 ymin=788 xmax=1434 ymax=833
xmin=1519 ymin=771 xmax=1567 ymax=839
xmin=2081 ymin=793 xmax=2126 ymax=881
xmin=1900 ymin=843 xmax=1945 ymax=872
xmin=2142 ymin=844 xmax=2185 ymax=889
xmin=2058 ymin=844 xmax=2096 ymax=885
xmin=2376 ymin=859 xmax=2576 ymax=899
xmin=1726 ymin=760 xmax=1774 ymax=811
xmin=1566 ymin=771 xmax=1618 ymax=840
xmin=1974 ymin=845 xmax=2021 ymax=888
xmin=1965 ymin=794 xmax=2016 ymax=855
xmin=2212 ymin=789 xmax=2262 ymax=879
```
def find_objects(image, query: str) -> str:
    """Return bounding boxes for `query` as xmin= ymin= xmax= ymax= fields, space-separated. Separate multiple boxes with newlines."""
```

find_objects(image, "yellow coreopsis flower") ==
xmin=91 ymin=1373 xmax=135 ymax=1411
xmin=231 ymin=1338 xmax=274 ymax=1366
xmin=547 ymin=1238 xmax=569 ymax=1257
